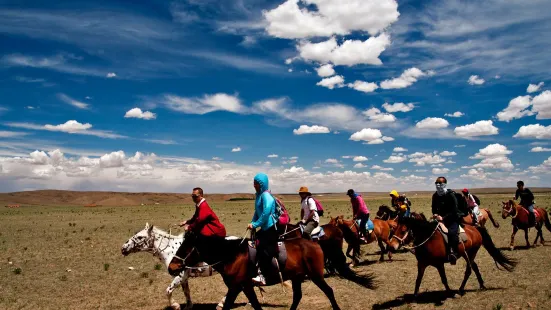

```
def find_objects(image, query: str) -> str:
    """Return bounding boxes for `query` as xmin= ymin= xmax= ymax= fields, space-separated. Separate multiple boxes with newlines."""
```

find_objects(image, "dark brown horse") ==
xmin=389 ymin=217 xmax=516 ymax=297
xmin=502 ymin=200 xmax=551 ymax=250
xmin=177 ymin=230 xmax=376 ymax=310
xmin=329 ymin=215 xmax=395 ymax=264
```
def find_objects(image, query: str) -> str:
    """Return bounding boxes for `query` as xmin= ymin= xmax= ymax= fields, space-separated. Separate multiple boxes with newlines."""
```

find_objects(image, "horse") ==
xmin=176 ymin=228 xmax=376 ymax=310
xmin=501 ymin=200 xmax=551 ymax=250
xmin=461 ymin=208 xmax=500 ymax=228
xmin=329 ymin=215 xmax=395 ymax=264
xmin=121 ymin=223 xmax=248 ymax=310
xmin=375 ymin=205 xmax=399 ymax=221
xmin=388 ymin=217 xmax=517 ymax=298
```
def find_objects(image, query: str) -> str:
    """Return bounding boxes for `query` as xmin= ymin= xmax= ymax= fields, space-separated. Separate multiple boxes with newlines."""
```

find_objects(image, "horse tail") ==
xmin=485 ymin=209 xmax=500 ymax=228
xmin=323 ymin=240 xmax=377 ymax=289
xmin=543 ymin=209 xmax=551 ymax=233
xmin=476 ymin=226 xmax=517 ymax=272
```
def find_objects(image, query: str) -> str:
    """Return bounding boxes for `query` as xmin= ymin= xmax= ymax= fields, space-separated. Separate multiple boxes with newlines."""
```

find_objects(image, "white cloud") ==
xmin=325 ymin=158 xmax=339 ymax=164
xmin=347 ymin=80 xmax=378 ymax=93
xmin=383 ymin=155 xmax=407 ymax=164
xmin=408 ymin=152 xmax=446 ymax=166
xmin=473 ymin=156 xmax=514 ymax=170
xmin=44 ymin=120 xmax=91 ymax=132
xmin=267 ymin=154 xmax=279 ymax=158
xmin=124 ymin=108 xmax=156 ymax=120
xmin=455 ymin=145 xmax=466 ymax=148
xmin=470 ymin=144 xmax=513 ymax=170
xmin=530 ymin=147 xmax=551 ymax=152
xmin=471 ymin=143 xmax=512 ymax=159
xmin=454 ymin=120 xmax=498 ymax=137
xmin=212 ymin=157 xmax=222 ymax=161
xmin=531 ymin=90 xmax=551 ymax=120
xmin=263 ymin=0 xmax=400 ymax=39
xmin=440 ymin=151 xmax=457 ymax=157
xmin=57 ymin=93 xmax=89 ymax=109
xmin=354 ymin=163 xmax=367 ymax=168
xmin=445 ymin=111 xmax=464 ymax=118
xmin=461 ymin=168 xmax=488 ymax=180
xmin=316 ymin=64 xmax=335 ymax=77
xmin=144 ymin=139 xmax=176 ymax=145
xmin=380 ymin=67 xmax=434 ymax=89
xmin=393 ymin=147 xmax=408 ymax=152
xmin=415 ymin=117 xmax=449 ymax=129
xmin=382 ymin=102 xmax=415 ymax=113
xmin=106 ymin=72 xmax=117 ymax=78
xmin=293 ymin=125 xmax=330 ymax=135
xmin=297 ymin=34 xmax=391 ymax=66
xmin=467 ymin=75 xmax=485 ymax=85
xmin=349 ymin=128 xmax=390 ymax=144
xmin=100 ymin=151 xmax=125 ymax=168
xmin=527 ymin=82 xmax=544 ymax=93
xmin=432 ymin=168 xmax=450 ymax=175
xmin=352 ymin=156 xmax=368 ymax=162
xmin=514 ymin=124 xmax=551 ymax=139
xmin=362 ymin=108 xmax=396 ymax=123
xmin=316 ymin=75 xmax=345 ymax=89
xmin=496 ymin=95 xmax=533 ymax=122
xmin=162 ymin=93 xmax=246 ymax=115
xmin=371 ymin=165 xmax=393 ymax=171
xmin=231 ymin=147 xmax=241 ymax=152
xmin=0 ymin=131 xmax=28 ymax=138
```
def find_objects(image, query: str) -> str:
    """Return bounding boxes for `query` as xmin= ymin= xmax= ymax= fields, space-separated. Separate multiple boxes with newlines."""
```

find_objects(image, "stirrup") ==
xmin=252 ymin=274 xmax=266 ymax=286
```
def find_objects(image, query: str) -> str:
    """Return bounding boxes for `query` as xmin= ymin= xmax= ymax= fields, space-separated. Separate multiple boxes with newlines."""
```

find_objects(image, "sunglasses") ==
xmin=191 ymin=194 xmax=200 ymax=198
xmin=434 ymin=182 xmax=445 ymax=185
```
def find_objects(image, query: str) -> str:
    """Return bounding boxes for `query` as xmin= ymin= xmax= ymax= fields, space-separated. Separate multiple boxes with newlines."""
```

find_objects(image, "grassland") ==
xmin=1 ymin=193 xmax=551 ymax=309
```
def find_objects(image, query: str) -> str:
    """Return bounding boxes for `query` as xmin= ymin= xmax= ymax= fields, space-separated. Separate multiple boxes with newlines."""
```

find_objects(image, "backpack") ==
xmin=452 ymin=191 xmax=469 ymax=217
xmin=472 ymin=194 xmax=481 ymax=206
xmin=273 ymin=195 xmax=290 ymax=226
xmin=307 ymin=197 xmax=324 ymax=217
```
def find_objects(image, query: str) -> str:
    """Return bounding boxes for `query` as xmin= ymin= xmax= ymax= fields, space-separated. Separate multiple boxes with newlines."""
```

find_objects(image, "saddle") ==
xmin=356 ymin=219 xmax=375 ymax=234
xmin=247 ymin=241 xmax=287 ymax=285
xmin=299 ymin=224 xmax=325 ymax=240
xmin=437 ymin=222 xmax=468 ymax=244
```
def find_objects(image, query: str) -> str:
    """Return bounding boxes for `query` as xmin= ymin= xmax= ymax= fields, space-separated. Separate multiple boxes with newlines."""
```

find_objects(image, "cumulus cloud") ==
xmin=353 ymin=156 xmax=368 ymax=162
xmin=467 ymin=75 xmax=485 ymax=85
xmin=527 ymin=82 xmax=544 ymax=93
xmin=496 ymin=95 xmax=533 ymax=122
xmin=383 ymin=155 xmax=407 ymax=164
xmin=354 ymin=163 xmax=367 ymax=168
xmin=380 ymin=67 xmax=434 ymax=89
xmin=347 ymin=80 xmax=378 ymax=93
xmin=393 ymin=147 xmax=408 ymax=152
xmin=415 ymin=117 xmax=449 ymax=129
xmin=432 ymin=168 xmax=450 ymax=175
xmin=106 ymin=72 xmax=117 ymax=78
xmin=454 ymin=120 xmax=498 ymax=137
xmin=531 ymin=90 xmax=551 ymax=120
xmin=408 ymin=152 xmax=446 ymax=166
xmin=530 ymin=147 xmax=551 ymax=152
xmin=349 ymin=128 xmax=392 ymax=144
xmin=263 ymin=0 xmax=399 ymax=39
xmin=297 ymin=34 xmax=391 ymax=66
xmin=470 ymin=143 xmax=513 ymax=170
xmin=371 ymin=165 xmax=393 ymax=171
xmin=162 ymin=93 xmax=246 ymax=115
xmin=461 ymin=168 xmax=488 ymax=180
xmin=440 ymin=151 xmax=457 ymax=157
xmin=267 ymin=154 xmax=279 ymax=158
xmin=124 ymin=108 xmax=156 ymax=120
xmin=100 ymin=151 xmax=125 ymax=168
xmin=363 ymin=108 xmax=396 ymax=123
xmin=316 ymin=75 xmax=345 ymax=89
xmin=382 ymin=102 xmax=415 ymax=113
xmin=445 ymin=111 xmax=464 ymax=118
xmin=231 ymin=147 xmax=241 ymax=152
xmin=293 ymin=125 xmax=330 ymax=135
xmin=513 ymin=124 xmax=551 ymax=139
xmin=316 ymin=64 xmax=335 ymax=77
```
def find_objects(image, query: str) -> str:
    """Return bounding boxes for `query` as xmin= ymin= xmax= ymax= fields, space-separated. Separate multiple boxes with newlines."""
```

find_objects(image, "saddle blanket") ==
xmin=356 ymin=219 xmax=375 ymax=234
xmin=437 ymin=222 xmax=468 ymax=244
xmin=299 ymin=224 xmax=325 ymax=239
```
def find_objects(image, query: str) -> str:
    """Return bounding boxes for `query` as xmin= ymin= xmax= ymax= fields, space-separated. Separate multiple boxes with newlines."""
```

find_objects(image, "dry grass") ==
xmin=1 ymin=194 xmax=551 ymax=309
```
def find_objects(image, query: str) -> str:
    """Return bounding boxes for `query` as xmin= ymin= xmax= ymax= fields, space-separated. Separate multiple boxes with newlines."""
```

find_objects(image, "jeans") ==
xmin=444 ymin=220 xmax=459 ymax=253
xmin=358 ymin=213 xmax=370 ymax=235
xmin=256 ymin=227 xmax=279 ymax=278
xmin=525 ymin=204 xmax=535 ymax=224
xmin=302 ymin=220 xmax=318 ymax=239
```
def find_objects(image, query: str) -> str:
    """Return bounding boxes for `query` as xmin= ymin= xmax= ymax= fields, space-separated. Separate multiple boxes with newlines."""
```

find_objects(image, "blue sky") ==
xmin=1 ymin=0 xmax=551 ymax=193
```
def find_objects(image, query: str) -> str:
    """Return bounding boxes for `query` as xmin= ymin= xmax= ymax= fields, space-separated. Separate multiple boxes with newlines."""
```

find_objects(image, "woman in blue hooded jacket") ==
xmin=247 ymin=173 xmax=278 ymax=285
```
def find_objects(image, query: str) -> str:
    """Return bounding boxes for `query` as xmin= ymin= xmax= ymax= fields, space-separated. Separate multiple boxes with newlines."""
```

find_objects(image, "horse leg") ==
xmin=166 ymin=274 xmax=183 ymax=310
xmin=289 ymin=279 xmax=303 ymax=310
xmin=471 ymin=262 xmax=486 ymax=290
xmin=414 ymin=263 xmax=427 ymax=298
xmin=509 ymin=226 xmax=518 ymax=250
xmin=436 ymin=264 xmax=453 ymax=293
xmin=345 ymin=244 xmax=355 ymax=266
xmin=242 ymin=282 xmax=262 ymax=310
xmin=458 ymin=262 xmax=472 ymax=295
xmin=524 ymin=228 xmax=531 ymax=248
xmin=377 ymin=239 xmax=386 ymax=262
xmin=181 ymin=279 xmax=193 ymax=310
xmin=311 ymin=276 xmax=341 ymax=310
xmin=221 ymin=287 xmax=242 ymax=310
xmin=533 ymin=227 xmax=540 ymax=246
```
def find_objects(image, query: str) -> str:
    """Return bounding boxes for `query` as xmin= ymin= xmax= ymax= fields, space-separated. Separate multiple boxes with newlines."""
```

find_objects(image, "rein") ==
xmin=503 ymin=204 xmax=518 ymax=219
xmin=393 ymin=222 xmax=439 ymax=252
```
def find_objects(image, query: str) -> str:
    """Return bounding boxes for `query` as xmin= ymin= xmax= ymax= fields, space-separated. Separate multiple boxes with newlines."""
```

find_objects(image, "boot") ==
xmin=529 ymin=212 xmax=536 ymax=226
xmin=448 ymin=247 xmax=458 ymax=265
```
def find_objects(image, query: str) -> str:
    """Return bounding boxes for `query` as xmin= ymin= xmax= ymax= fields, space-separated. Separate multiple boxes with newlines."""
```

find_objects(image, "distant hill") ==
xmin=1 ymin=188 xmax=550 ymax=207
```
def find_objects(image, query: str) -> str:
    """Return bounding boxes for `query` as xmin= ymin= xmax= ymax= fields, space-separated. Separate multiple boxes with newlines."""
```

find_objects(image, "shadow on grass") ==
xmin=497 ymin=245 xmax=533 ymax=251
xmin=371 ymin=287 xmax=505 ymax=310
xmin=353 ymin=258 xmax=407 ymax=267
xmin=167 ymin=302 xmax=282 ymax=310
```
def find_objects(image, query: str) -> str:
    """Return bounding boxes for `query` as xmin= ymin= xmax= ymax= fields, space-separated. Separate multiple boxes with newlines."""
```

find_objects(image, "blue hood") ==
xmin=254 ymin=173 xmax=269 ymax=194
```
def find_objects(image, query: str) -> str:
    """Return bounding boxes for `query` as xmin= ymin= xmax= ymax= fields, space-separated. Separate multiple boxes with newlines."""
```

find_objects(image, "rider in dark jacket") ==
xmin=515 ymin=180 xmax=536 ymax=226
xmin=431 ymin=176 xmax=461 ymax=265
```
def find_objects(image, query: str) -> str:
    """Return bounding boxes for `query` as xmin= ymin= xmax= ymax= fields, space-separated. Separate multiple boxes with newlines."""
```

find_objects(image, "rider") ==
xmin=514 ymin=180 xmax=536 ymax=226
xmin=390 ymin=189 xmax=411 ymax=218
xmin=431 ymin=177 xmax=461 ymax=265
xmin=169 ymin=187 xmax=226 ymax=274
xmin=462 ymin=188 xmax=480 ymax=226
xmin=347 ymin=189 xmax=370 ymax=240
xmin=248 ymin=173 xmax=278 ymax=286
xmin=298 ymin=186 xmax=319 ymax=240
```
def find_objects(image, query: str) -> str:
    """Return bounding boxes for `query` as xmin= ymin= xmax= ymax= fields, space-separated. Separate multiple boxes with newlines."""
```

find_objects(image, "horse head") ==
xmin=502 ymin=200 xmax=516 ymax=219
xmin=388 ymin=220 xmax=409 ymax=251
xmin=121 ymin=222 xmax=155 ymax=256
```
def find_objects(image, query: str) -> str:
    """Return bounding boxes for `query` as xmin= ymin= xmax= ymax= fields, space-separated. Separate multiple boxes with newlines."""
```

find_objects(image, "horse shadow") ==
xmin=355 ymin=258 xmax=406 ymax=267
xmin=372 ymin=287 xmax=505 ymax=309
xmin=497 ymin=245 xmax=533 ymax=251
xmin=168 ymin=302 xmax=282 ymax=309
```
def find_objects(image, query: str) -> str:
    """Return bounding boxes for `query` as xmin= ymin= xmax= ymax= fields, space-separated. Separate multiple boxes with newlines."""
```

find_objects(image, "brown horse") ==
xmin=329 ymin=215 xmax=394 ymax=264
xmin=389 ymin=217 xmax=516 ymax=297
xmin=375 ymin=205 xmax=399 ymax=221
xmin=461 ymin=208 xmax=500 ymax=228
xmin=177 ymin=230 xmax=376 ymax=310
xmin=501 ymin=200 xmax=551 ymax=250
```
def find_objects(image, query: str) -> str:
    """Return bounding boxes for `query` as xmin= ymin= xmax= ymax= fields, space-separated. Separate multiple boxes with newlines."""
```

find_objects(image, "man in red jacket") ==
xmin=168 ymin=187 xmax=226 ymax=275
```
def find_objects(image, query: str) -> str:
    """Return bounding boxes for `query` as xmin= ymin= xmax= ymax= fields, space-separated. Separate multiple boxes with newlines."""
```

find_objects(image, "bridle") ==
xmin=502 ymin=203 xmax=518 ymax=219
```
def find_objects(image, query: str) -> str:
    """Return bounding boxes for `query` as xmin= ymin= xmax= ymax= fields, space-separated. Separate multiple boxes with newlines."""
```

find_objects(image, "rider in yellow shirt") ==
xmin=390 ymin=190 xmax=411 ymax=218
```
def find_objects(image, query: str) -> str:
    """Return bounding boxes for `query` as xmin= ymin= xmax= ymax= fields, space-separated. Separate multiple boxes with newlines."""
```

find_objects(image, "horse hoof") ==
xmin=171 ymin=303 xmax=181 ymax=310
xmin=216 ymin=305 xmax=223 ymax=310
xmin=509 ymin=246 xmax=514 ymax=251
xmin=479 ymin=286 xmax=487 ymax=291
xmin=184 ymin=303 xmax=193 ymax=310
